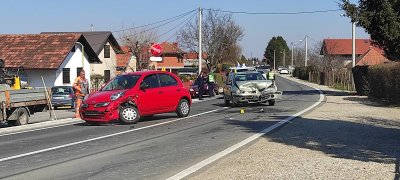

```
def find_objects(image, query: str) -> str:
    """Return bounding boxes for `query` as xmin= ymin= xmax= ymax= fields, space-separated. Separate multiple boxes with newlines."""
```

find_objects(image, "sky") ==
xmin=0 ymin=0 xmax=368 ymax=59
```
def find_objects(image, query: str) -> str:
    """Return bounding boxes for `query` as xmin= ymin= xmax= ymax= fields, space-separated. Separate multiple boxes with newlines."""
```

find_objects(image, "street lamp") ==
xmin=341 ymin=14 xmax=356 ymax=67
xmin=280 ymin=49 xmax=286 ymax=67
xmin=75 ymin=42 xmax=85 ymax=68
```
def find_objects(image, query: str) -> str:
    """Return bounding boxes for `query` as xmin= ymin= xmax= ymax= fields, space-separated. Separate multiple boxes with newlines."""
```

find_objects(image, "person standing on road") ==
xmin=207 ymin=72 xmax=215 ymax=97
xmin=73 ymin=70 xmax=89 ymax=119
xmin=197 ymin=71 xmax=206 ymax=100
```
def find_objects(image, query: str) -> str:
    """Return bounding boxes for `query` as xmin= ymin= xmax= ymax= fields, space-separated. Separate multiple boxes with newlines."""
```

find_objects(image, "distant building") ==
xmin=320 ymin=39 xmax=387 ymax=66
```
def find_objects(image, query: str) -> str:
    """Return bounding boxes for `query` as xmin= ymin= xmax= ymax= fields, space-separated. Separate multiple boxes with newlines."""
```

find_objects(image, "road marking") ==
xmin=0 ymin=97 xmax=221 ymax=137
xmin=167 ymin=89 xmax=325 ymax=180
xmin=0 ymin=107 xmax=229 ymax=163
xmin=0 ymin=120 xmax=83 ymax=137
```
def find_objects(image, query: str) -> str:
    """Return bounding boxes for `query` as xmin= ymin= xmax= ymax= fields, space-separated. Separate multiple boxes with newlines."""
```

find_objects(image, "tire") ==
xmin=224 ymin=95 xmax=230 ymax=106
xmin=176 ymin=99 xmax=190 ymax=117
xmin=268 ymin=99 xmax=276 ymax=106
xmin=119 ymin=105 xmax=140 ymax=124
xmin=15 ymin=108 xmax=29 ymax=126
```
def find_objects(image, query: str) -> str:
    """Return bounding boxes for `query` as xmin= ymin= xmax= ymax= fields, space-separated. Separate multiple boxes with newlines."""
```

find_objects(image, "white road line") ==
xmin=0 ymin=107 xmax=229 ymax=163
xmin=167 ymin=89 xmax=325 ymax=180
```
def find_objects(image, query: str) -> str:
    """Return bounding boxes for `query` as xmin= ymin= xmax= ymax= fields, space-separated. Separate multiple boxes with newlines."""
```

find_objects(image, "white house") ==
xmin=0 ymin=34 xmax=100 ymax=88
xmin=42 ymin=31 xmax=122 ymax=82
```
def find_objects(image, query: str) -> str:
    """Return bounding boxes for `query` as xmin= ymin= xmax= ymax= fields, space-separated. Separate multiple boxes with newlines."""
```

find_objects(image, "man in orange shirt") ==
xmin=73 ymin=70 xmax=89 ymax=119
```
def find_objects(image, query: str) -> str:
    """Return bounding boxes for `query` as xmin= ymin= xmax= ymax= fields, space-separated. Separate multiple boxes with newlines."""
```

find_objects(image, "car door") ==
xmin=158 ymin=73 xmax=180 ymax=111
xmin=137 ymin=73 xmax=163 ymax=114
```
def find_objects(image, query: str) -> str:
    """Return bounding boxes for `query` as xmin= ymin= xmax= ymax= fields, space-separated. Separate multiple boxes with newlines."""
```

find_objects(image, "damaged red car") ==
xmin=80 ymin=71 xmax=192 ymax=124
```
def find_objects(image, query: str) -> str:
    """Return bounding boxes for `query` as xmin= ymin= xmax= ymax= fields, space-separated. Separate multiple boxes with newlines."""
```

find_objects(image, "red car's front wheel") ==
xmin=119 ymin=106 xmax=140 ymax=124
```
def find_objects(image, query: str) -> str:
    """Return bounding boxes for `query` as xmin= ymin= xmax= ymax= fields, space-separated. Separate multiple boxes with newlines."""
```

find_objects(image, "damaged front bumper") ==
xmin=232 ymin=90 xmax=282 ymax=104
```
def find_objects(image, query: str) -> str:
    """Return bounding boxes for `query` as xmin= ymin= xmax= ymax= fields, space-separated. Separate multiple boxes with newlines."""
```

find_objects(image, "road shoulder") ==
xmin=188 ymin=75 xmax=400 ymax=179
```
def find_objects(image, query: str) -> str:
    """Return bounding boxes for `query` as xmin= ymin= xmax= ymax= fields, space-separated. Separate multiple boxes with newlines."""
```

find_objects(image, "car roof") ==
xmin=233 ymin=71 xmax=261 ymax=75
xmin=122 ymin=70 xmax=175 ymax=76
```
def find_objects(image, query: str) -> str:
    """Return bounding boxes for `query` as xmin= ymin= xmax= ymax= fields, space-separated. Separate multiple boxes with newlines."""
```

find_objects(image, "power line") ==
xmin=156 ymin=11 xmax=197 ymax=40
xmin=113 ymin=9 xmax=197 ymax=33
xmin=205 ymin=8 xmax=342 ymax=15
xmin=163 ymin=12 xmax=197 ymax=42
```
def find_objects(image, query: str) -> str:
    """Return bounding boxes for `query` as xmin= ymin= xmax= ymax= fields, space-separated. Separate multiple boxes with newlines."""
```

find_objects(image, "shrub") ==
xmin=368 ymin=62 xmax=400 ymax=103
xmin=352 ymin=66 xmax=369 ymax=96
xmin=293 ymin=66 xmax=310 ymax=81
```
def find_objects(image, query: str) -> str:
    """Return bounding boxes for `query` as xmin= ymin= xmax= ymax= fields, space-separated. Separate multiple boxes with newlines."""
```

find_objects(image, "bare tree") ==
xmin=120 ymin=28 xmax=158 ymax=71
xmin=178 ymin=9 xmax=244 ymax=71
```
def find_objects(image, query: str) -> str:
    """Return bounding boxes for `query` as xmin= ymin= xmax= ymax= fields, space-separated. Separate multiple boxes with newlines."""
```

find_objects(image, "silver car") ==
xmin=223 ymin=71 xmax=282 ymax=107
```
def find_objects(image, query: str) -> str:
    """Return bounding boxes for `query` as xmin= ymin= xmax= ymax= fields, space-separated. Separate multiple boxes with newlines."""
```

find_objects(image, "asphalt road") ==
xmin=0 ymin=76 xmax=322 ymax=180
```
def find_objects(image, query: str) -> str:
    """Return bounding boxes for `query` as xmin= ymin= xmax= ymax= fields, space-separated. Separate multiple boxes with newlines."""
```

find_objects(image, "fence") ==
xmin=308 ymin=68 xmax=355 ymax=91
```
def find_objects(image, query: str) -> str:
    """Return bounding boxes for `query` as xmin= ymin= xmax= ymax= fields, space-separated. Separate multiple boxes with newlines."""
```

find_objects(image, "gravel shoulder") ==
xmin=188 ymin=75 xmax=400 ymax=180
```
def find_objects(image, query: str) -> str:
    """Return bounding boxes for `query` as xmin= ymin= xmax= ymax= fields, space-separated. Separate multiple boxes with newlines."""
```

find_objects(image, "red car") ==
xmin=80 ymin=71 xmax=192 ymax=124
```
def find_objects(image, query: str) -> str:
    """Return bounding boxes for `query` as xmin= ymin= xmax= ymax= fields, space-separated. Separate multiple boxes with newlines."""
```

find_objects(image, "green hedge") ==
xmin=368 ymin=62 xmax=400 ymax=103
xmin=293 ymin=66 xmax=310 ymax=81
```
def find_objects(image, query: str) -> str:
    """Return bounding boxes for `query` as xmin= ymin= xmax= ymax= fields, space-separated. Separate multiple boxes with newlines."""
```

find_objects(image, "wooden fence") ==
xmin=308 ymin=69 xmax=355 ymax=91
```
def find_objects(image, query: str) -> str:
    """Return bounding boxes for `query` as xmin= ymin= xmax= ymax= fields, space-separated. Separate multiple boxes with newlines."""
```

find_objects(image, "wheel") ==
xmin=224 ymin=95 xmax=230 ymax=106
xmin=15 ymin=108 xmax=29 ymax=125
xmin=176 ymin=99 xmax=190 ymax=117
xmin=119 ymin=105 xmax=140 ymax=124
xmin=231 ymin=93 xmax=236 ymax=108
xmin=268 ymin=99 xmax=276 ymax=106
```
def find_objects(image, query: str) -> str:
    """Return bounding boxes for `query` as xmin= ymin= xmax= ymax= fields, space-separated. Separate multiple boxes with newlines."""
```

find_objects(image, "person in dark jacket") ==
xmin=196 ymin=71 xmax=206 ymax=100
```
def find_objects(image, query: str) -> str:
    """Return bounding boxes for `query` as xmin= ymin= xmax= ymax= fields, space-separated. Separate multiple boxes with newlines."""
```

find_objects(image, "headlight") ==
xmin=189 ymin=89 xmax=194 ymax=92
xmin=94 ymin=102 xmax=110 ymax=107
xmin=81 ymin=103 xmax=88 ymax=108
xmin=236 ymin=90 xmax=245 ymax=94
xmin=110 ymin=91 xmax=125 ymax=100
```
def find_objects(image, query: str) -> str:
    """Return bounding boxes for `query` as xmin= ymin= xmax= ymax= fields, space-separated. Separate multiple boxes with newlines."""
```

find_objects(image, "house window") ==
xmin=104 ymin=70 xmax=110 ymax=82
xmin=77 ymin=67 xmax=83 ymax=77
xmin=104 ymin=45 xmax=110 ymax=58
xmin=62 ymin=68 xmax=70 ymax=84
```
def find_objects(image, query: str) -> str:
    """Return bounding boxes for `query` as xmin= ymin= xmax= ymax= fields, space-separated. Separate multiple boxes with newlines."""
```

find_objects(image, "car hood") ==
xmin=85 ymin=90 xmax=124 ymax=104
xmin=235 ymin=80 xmax=273 ymax=91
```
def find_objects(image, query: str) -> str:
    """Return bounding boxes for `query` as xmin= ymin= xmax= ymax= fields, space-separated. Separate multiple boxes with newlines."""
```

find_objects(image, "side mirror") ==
xmin=140 ymin=83 xmax=149 ymax=90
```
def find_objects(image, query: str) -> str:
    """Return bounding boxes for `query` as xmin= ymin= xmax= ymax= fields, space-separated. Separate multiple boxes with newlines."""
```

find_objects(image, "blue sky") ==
xmin=1 ymin=0 xmax=368 ymax=59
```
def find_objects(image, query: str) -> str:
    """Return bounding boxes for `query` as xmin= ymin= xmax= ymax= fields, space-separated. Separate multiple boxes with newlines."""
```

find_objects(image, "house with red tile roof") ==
xmin=356 ymin=48 xmax=389 ymax=66
xmin=42 ymin=31 xmax=123 ymax=81
xmin=116 ymin=46 xmax=136 ymax=74
xmin=320 ymin=39 xmax=387 ymax=66
xmin=153 ymin=42 xmax=186 ymax=74
xmin=0 ymin=34 xmax=100 ymax=88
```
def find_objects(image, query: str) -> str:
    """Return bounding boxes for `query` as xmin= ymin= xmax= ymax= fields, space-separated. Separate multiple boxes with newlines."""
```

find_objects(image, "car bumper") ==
xmin=80 ymin=105 xmax=120 ymax=122
xmin=52 ymin=99 xmax=74 ymax=107
xmin=233 ymin=91 xmax=282 ymax=104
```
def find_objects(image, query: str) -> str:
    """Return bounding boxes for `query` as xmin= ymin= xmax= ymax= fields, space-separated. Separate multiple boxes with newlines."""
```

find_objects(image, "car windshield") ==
xmin=234 ymin=73 xmax=266 ymax=81
xmin=52 ymin=87 xmax=72 ymax=95
xmin=101 ymin=75 xmax=140 ymax=91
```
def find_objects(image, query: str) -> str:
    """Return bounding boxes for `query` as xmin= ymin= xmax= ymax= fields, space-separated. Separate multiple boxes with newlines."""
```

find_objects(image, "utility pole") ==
xmin=291 ymin=42 xmax=294 ymax=67
xmin=305 ymin=35 xmax=308 ymax=67
xmin=283 ymin=48 xmax=286 ymax=67
xmin=198 ymin=8 xmax=202 ymax=74
xmin=352 ymin=21 xmax=356 ymax=67
xmin=91 ymin=24 xmax=94 ymax=32
xmin=273 ymin=50 xmax=276 ymax=70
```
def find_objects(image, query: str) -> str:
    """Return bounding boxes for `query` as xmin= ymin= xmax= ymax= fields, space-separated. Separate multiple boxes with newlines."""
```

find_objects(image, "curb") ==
xmin=278 ymin=75 xmax=355 ymax=94
xmin=0 ymin=118 xmax=84 ymax=136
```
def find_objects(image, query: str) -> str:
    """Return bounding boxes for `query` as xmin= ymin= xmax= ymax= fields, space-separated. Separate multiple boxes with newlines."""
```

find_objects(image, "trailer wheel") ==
xmin=15 ymin=108 xmax=29 ymax=125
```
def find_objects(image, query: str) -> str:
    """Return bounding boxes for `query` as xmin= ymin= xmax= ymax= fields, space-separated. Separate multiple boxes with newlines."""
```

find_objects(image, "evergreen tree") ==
xmin=341 ymin=0 xmax=400 ymax=60
xmin=263 ymin=36 xmax=290 ymax=68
